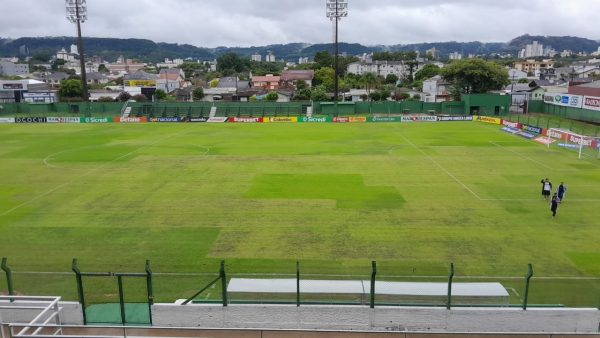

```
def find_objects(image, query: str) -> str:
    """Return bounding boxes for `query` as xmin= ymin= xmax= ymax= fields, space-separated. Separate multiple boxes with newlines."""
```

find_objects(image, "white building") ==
xmin=70 ymin=44 xmax=78 ymax=55
xmin=298 ymin=57 xmax=309 ymax=64
xmin=251 ymin=53 xmax=262 ymax=62
xmin=422 ymin=75 xmax=451 ymax=102
xmin=449 ymin=52 xmax=462 ymax=60
xmin=265 ymin=52 xmax=276 ymax=62
xmin=347 ymin=61 xmax=424 ymax=79
xmin=156 ymin=58 xmax=184 ymax=69
xmin=56 ymin=48 xmax=76 ymax=62
xmin=519 ymin=41 xmax=551 ymax=58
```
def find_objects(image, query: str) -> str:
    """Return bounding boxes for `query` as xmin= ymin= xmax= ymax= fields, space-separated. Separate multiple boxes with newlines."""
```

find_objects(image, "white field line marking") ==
xmin=1 ymin=127 xmax=193 ymax=217
xmin=397 ymin=132 xmax=484 ymax=201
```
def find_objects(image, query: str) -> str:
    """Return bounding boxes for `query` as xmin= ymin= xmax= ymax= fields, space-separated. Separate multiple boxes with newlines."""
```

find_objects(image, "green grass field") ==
xmin=1 ymin=121 xmax=600 ymax=306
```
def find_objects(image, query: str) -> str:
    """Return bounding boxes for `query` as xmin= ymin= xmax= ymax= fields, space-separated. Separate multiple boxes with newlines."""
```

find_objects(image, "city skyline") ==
xmin=0 ymin=0 xmax=599 ymax=48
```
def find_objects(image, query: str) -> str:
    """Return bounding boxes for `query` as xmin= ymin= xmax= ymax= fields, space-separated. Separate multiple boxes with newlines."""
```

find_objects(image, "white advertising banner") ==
xmin=0 ymin=117 xmax=15 ymax=123
xmin=582 ymin=96 xmax=600 ymax=112
xmin=543 ymin=93 xmax=583 ymax=108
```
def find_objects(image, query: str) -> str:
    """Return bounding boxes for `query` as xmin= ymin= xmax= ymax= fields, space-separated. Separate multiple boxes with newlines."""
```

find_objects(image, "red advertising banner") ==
xmin=332 ymin=117 xmax=349 ymax=123
xmin=502 ymin=120 xmax=522 ymax=129
xmin=229 ymin=117 xmax=263 ymax=123
xmin=114 ymin=117 xmax=147 ymax=123
xmin=583 ymin=96 xmax=600 ymax=112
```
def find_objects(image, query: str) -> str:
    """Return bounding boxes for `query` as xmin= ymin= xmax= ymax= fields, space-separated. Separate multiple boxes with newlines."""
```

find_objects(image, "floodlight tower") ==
xmin=66 ymin=0 xmax=89 ymax=101
xmin=326 ymin=0 xmax=348 ymax=109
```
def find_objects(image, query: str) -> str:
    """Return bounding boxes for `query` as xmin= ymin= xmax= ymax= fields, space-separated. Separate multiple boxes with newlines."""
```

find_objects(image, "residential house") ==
xmin=124 ymin=70 xmax=158 ymax=87
xmin=568 ymin=80 xmax=600 ymax=97
xmin=513 ymin=60 xmax=555 ymax=74
xmin=108 ymin=57 xmax=146 ymax=74
xmin=45 ymin=72 xmax=69 ymax=86
xmin=508 ymin=69 xmax=529 ymax=81
xmin=422 ymin=75 xmax=451 ymax=102
xmin=157 ymin=68 xmax=186 ymax=93
xmin=505 ymin=82 xmax=545 ymax=106
xmin=170 ymin=87 xmax=194 ymax=102
xmin=347 ymin=60 xmax=424 ymax=79
xmin=251 ymin=74 xmax=281 ymax=91
xmin=86 ymin=72 xmax=109 ymax=85
xmin=280 ymin=70 xmax=314 ymax=88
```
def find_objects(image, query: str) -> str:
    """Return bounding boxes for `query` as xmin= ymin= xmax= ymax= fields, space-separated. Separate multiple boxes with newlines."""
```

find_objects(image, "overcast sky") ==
xmin=1 ymin=0 xmax=599 ymax=47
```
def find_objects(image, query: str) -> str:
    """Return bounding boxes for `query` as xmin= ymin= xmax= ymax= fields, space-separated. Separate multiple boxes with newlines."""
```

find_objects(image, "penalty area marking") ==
xmin=1 ymin=127 xmax=194 ymax=217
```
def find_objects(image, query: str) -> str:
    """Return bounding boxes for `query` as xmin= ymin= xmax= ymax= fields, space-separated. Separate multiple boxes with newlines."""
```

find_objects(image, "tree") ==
xmin=131 ymin=94 xmax=148 ymax=102
xmin=294 ymin=88 xmax=312 ymax=101
xmin=97 ymin=96 xmax=115 ymax=102
xmin=153 ymin=89 xmax=167 ymax=101
xmin=98 ymin=64 xmax=109 ymax=73
xmin=310 ymin=85 xmax=329 ymax=102
xmin=314 ymin=50 xmax=333 ymax=69
xmin=58 ymin=79 xmax=83 ymax=100
xmin=361 ymin=72 xmax=378 ymax=94
xmin=192 ymin=87 xmax=205 ymax=101
xmin=378 ymin=89 xmax=391 ymax=101
xmin=518 ymin=78 xmax=529 ymax=83
xmin=414 ymin=64 xmax=441 ymax=81
xmin=368 ymin=92 xmax=381 ymax=101
xmin=117 ymin=92 xmax=132 ymax=102
xmin=313 ymin=67 xmax=336 ymax=91
xmin=217 ymin=52 xmax=249 ymax=74
xmin=51 ymin=59 xmax=66 ymax=71
xmin=385 ymin=74 xmax=399 ymax=85
xmin=441 ymin=59 xmax=510 ymax=100
xmin=265 ymin=91 xmax=279 ymax=102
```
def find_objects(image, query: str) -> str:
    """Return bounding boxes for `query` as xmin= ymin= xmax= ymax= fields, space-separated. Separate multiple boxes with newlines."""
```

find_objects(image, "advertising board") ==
xmin=80 ymin=117 xmax=113 ymax=123
xmin=522 ymin=125 xmax=543 ymax=134
xmin=207 ymin=117 xmax=229 ymax=123
xmin=265 ymin=117 xmax=298 ymax=123
xmin=348 ymin=116 xmax=367 ymax=123
xmin=188 ymin=117 xmax=208 ymax=122
xmin=14 ymin=117 xmax=47 ymax=123
xmin=332 ymin=117 xmax=349 ymax=123
xmin=400 ymin=116 xmax=438 ymax=122
xmin=437 ymin=116 xmax=474 ymax=122
xmin=368 ymin=116 xmax=401 ymax=123
xmin=115 ymin=117 xmax=147 ymax=123
xmin=298 ymin=116 xmax=330 ymax=123
xmin=502 ymin=120 xmax=521 ymax=129
xmin=47 ymin=117 xmax=81 ymax=123
xmin=0 ymin=117 xmax=15 ymax=123
xmin=149 ymin=117 xmax=181 ymax=123
xmin=582 ymin=96 xmax=600 ymax=112
xmin=543 ymin=94 xmax=583 ymax=108
xmin=476 ymin=116 xmax=502 ymax=125
xmin=230 ymin=117 xmax=262 ymax=123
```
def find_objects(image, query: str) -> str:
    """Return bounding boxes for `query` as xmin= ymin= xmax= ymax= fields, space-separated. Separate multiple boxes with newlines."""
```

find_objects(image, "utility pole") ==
xmin=326 ymin=0 xmax=348 ymax=114
xmin=66 ymin=0 xmax=89 ymax=101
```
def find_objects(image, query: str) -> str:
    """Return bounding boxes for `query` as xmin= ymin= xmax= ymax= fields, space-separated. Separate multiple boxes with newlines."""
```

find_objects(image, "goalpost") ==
xmin=547 ymin=128 xmax=600 ymax=160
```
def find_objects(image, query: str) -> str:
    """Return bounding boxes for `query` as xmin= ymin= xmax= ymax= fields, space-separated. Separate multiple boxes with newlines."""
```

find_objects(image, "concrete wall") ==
xmin=152 ymin=304 xmax=600 ymax=333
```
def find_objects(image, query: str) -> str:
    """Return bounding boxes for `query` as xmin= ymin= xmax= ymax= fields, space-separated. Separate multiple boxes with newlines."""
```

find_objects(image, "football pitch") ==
xmin=1 ymin=121 xmax=600 ymax=306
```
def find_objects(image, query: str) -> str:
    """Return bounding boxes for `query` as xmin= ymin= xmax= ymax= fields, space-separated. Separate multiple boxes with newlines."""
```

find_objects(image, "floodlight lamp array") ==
xmin=326 ymin=0 xmax=348 ymax=20
xmin=66 ymin=0 xmax=87 ymax=23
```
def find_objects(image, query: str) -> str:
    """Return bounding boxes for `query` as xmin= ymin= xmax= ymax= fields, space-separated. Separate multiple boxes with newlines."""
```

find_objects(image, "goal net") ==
xmin=546 ymin=128 xmax=600 ymax=160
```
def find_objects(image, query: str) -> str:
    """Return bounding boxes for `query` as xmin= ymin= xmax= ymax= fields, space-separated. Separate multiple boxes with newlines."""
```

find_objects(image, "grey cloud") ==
xmin=0 ymin=0 xmax=598 ymax=47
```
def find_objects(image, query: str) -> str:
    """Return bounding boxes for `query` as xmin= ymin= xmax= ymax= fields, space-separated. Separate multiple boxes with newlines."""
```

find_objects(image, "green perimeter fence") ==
xmin=2 ymin=258 xmax=600 ymax=311
xmin=503 ymin=113 xmax=600 ymax=137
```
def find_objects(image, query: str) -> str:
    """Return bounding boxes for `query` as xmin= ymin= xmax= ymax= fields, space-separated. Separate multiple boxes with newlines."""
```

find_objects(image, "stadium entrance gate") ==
xmin=71 ymin=259 xmax=153 ymax=326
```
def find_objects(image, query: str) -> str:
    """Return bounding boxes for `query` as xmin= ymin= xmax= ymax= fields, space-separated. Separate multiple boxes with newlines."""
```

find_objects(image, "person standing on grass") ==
xmin=550 ymin=193 xmax=559 ymax=217
xmin=541 ymin=178 xmax=552 ymax=200
xmin=558 ymin=182 xmax=567 ymax=203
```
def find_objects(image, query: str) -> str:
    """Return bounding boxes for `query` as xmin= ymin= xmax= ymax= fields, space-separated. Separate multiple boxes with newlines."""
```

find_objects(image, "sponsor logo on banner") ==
xmin=188 ymin=117 xmax=208 ymax=122
xmin=502 ymin=120 xmax=522 ymax=129
xmin=476 ymin=116 xmax=502 ymax=125
xmin=566 ymin=133 xmax=595 ymax=147
xmin=437 ymin=115 xmax=474 ymax=122
xmin=516 ymin=131 xmax=537 ymax=140
xmin=349 ymin=116 xmax=367 ymax=123
xmin=0 ymin=117 xmax=15 ymax=123
xmin=501 ymin=127 xmax=520 ymax=134
xmin=332 ymin=117 xmax=349 ymax=123
xmin=115 ymin=117 xmax=147 ymax=123
xmin=546 ymin=129 xmax=567 ymax=140
xmin=207 ymin=117 xmax=228 ymax=123
xmin=369 ymin=116 xmax=401 ymax=122
xmin=47 ymin=117 xmax=81 ymax=123
xmin=15 ymin=117 xmax=47 ymax=123
xmin=558 ymin=143 xmax=581 ymax=150
xmin=523 ymin=125 xmax=542 ymax=134
xmin=583 ymin=96 xmax=600 ymax=112
xmin=401 ymin=116 xmax=438 ymax=122
xmin=230 ymin=117 xmax=262 ymax=123
xmin=299 ymin=116 xmax=330 ymax=123
xmin=266 ymin=117 xmax=298 ymax=123
xmin=544 ymin=94 xmax=583 ymax=108
xmin=534 ymin=136 xmax=556 ymax=145
xmin=81 ymin=117 xmax=112 ymax=123
xmin=149 ymin=117 xmax=180 ymax=123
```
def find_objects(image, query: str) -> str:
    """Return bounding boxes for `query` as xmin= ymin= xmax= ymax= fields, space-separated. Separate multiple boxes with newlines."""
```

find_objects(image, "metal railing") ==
xmin=0 ymin=296 xmax=63 ymax=338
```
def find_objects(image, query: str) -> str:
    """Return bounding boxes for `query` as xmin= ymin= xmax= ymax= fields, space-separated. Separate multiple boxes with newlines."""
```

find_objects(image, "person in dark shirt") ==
xmin=550 ymin=193 xmax=559 ymax=217
xmin=557 ymin=182 xmax=567 ymax=203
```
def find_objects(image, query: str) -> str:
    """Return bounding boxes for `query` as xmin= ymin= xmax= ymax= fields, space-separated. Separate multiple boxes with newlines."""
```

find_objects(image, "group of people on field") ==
xmin=541 ymin=178 xmax=567 ymax=217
